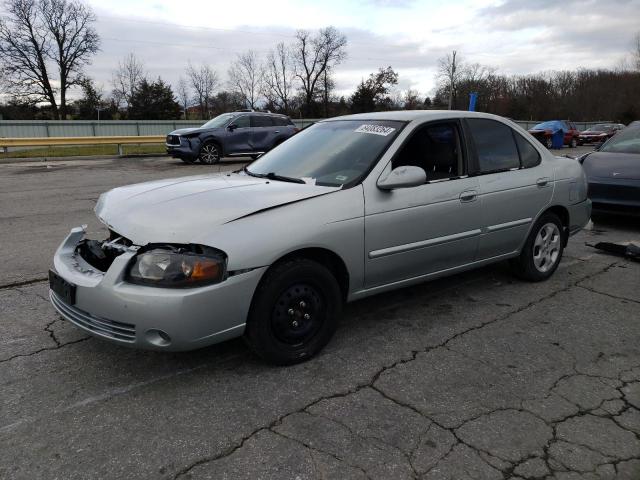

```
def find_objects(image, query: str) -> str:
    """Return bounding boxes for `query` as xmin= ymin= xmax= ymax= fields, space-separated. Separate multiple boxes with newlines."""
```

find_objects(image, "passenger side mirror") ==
xmin=377 ymin=166 xmax=426 ymax=190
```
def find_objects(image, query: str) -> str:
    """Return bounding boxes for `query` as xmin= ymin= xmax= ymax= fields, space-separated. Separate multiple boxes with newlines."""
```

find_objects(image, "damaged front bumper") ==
xmin=49 ymin=226 xmax=266 ymax=351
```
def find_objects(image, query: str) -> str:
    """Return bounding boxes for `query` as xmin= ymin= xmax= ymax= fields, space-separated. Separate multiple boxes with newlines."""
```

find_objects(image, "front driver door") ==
xmin=364 ymin=121 xmax=482 ymax=289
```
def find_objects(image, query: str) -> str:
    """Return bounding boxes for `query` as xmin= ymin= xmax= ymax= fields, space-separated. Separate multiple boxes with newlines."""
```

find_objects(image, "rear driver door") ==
xmin=465 ymin=118 xmax=553 ymax=260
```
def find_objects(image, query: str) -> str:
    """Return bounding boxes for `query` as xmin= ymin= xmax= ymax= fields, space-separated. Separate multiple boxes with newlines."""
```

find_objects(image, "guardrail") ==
xmin=0 ymin=135 xmax=164 ymax=155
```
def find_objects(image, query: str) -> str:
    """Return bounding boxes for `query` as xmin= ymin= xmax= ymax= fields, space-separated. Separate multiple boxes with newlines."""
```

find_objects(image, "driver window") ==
xmin=392 ymin=122 xmax=463 ymax=182
xmin=233 ymin=115 xmax=250 ymax=128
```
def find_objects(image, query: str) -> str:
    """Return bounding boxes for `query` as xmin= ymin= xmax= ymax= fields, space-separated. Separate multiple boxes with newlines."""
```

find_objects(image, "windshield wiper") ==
xmin=243 ymin=167 xmax=305 ymax=184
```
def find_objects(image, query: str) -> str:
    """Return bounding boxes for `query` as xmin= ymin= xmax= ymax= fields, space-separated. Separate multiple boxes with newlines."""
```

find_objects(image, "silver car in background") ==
xmin=49 ymin=111 xmax=591 ymax=364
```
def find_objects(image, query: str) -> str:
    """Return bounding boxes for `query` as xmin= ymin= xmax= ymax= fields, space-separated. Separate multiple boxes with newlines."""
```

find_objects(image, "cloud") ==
xmin=5 ymin=0 xmax=637 ymax=102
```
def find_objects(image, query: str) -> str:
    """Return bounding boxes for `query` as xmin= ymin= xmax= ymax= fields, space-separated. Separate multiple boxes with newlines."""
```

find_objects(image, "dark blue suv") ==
xmin=166 ymin=111 xmax=299 ymax=164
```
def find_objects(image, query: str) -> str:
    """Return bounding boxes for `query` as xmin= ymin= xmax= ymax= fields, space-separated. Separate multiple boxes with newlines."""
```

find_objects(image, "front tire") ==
xmin=244 ymin=258 xmax=342 ymax=365
xmin=199 ymin=142 xmax=221 ymax=165
xmin=510 ymin=213 xmax=564 ymax=282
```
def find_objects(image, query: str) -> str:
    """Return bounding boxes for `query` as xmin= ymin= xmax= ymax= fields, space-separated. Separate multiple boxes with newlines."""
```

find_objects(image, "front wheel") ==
xmin=199 ymin=142 xmax=221 ymax=165
xmin=244 ymin=258 xmax=342 ymax=365
xmin=510 ymin=213 xmax=564 ymax=282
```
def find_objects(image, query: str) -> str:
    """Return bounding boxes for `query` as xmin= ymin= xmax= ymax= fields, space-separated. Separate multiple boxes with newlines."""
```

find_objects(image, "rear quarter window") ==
xmin=515 ymin=133 xmax=541 ymax=168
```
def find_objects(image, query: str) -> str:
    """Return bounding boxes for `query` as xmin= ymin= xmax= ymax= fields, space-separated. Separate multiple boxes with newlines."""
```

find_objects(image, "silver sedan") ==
xmin=49 ymin=111 xmax=591 ymax=364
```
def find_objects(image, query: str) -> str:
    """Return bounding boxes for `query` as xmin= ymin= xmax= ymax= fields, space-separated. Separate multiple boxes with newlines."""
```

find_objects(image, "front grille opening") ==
xmin=76 ymin=231 xmax=133 ymax=272
xmin=166 ymin=135 xmax=181 ymax=146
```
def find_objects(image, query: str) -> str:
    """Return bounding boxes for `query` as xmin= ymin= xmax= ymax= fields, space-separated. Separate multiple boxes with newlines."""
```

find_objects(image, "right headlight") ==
xmin=126 ymin=246 xmax=227 ymax=288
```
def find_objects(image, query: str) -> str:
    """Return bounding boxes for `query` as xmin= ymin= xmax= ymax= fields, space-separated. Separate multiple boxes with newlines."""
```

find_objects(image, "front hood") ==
xmin=583 ymin=152 xmax=640 ymax=181
xmin=95 ymin=173 xmax=340 ymax=245
xmin=169 ymin=127 xmax=219 ymax=136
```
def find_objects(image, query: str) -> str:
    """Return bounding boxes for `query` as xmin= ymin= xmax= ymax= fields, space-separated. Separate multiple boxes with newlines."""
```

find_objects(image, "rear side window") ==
xmin=467 ymin=119 xmax=519 ymax=173
xmin=272 ymin=116 xmax=291 ymax=126
xmin=252 ymin=115 xmax=274 ymax=127
xmin=515 ymin=134 xmax=541 ymax=168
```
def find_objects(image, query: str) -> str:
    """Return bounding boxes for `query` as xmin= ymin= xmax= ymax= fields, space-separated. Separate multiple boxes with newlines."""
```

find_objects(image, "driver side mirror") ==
xmin=377 ymin=166 xmax=426 ymax=190
xmin=227 ymin=123 xmax=237 ymax=131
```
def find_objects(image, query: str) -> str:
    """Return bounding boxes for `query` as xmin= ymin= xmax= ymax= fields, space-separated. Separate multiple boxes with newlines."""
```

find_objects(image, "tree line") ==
xmin=1 ymin=0 xmax=639 ymax=122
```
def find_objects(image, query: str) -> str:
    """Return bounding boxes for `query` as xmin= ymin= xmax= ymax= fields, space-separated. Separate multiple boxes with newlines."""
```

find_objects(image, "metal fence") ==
xmin=0 ymin=118 xmax=616 ymax=139
xmin=0 ymin=119 xmax=321 ymax=138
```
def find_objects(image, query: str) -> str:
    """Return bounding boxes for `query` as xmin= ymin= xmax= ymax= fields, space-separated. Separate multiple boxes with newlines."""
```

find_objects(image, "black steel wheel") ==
xmin=245 ymin=258 xmax=342 ymax=365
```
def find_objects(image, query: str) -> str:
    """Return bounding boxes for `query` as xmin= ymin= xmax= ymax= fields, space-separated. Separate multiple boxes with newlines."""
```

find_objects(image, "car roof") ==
xmin=232 ymin=111 xmax=288 ymax=118
xmin=324 ymin=110 xmax=517 ymax=124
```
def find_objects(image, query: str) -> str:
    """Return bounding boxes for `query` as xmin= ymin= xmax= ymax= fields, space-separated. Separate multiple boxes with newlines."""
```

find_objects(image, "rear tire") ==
xmin=244 ymin=258 xmax=342 ymax=365
xmin=510 ymin=212 xmax=564 ymax=282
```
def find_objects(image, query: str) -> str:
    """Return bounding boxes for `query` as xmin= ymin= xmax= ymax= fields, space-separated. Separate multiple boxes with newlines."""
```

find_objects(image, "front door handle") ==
xmin=274 ymin=130 xmax=280 ymax=134
xmin=459 ymin=190 xmax=477 ymax=202
xmin=536 ymin=177 xmax=551 ymax=187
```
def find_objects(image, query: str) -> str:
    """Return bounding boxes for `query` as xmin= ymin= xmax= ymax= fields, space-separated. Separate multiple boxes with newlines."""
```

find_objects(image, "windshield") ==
xmin=533 ymin=121 xmax=564 ymax=131
xmin=201 ymin=113 xmax=235 ymax=129
xmin=246 ymin=120 xmax=404 ymax=187
xmin=600 ymin=123 xmax=640 ymax=154
xmin=587 ymin=124 xmax=610 ymax=131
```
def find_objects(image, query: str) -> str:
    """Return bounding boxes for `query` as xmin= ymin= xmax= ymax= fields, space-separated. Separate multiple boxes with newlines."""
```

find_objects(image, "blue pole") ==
xmin=468 ymin=92 xmax=478 ymax=111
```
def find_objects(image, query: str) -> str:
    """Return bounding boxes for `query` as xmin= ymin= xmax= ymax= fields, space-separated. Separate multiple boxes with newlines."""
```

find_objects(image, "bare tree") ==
xmin=437 ymin=50 xmax=464 ymax=110
xmin=402 ymin=89 xmax=422 ymax=110
xmin=187 ymin=62 xmax=219 ymax=119
xmin=0 ymin=0 xmax=100 ymax=119
xmin=176 ymin=77 xmax=190 ymax=119
xmin=293 ymin=26 xmax=347 ymax=115
xmin=112 ymin=53 xmax=145 ymax=114
xmin=228 ymin=50 xmax=263 ymax=109
xmin=263 ymin=42 xmax=295 ymax=113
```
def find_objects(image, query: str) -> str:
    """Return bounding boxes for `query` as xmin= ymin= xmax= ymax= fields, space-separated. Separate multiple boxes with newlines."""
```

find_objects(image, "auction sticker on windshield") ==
xmin=355 ymin=124 xmax=396 ymax=136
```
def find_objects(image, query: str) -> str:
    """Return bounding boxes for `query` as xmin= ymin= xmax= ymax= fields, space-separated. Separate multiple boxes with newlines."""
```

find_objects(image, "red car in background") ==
xmin=578 ymin=123 xmax=625 ymax=145
xmin=528 ymin=120 xmax=580 ymax=149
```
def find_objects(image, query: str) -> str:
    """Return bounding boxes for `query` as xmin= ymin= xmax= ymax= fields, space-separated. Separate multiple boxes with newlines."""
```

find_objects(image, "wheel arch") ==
xmin=200 ymin=135 xmax=224 ymax=156
xmin=259 ymin=247 xmax=350 ymax=301
xmin=538 ymin=205 xmax=570 ymax=247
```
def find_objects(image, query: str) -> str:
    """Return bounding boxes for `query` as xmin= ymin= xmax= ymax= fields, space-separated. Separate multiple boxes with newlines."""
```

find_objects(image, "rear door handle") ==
xmin=459 ymin=190 xmax=477 ymax=202
xmin=536 ymin=177 xmax=551 ymax=187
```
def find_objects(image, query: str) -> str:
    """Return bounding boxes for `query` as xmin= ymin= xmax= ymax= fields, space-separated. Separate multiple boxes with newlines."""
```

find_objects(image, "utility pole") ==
xmin=448 ymin=50 xmax=457 ymax=110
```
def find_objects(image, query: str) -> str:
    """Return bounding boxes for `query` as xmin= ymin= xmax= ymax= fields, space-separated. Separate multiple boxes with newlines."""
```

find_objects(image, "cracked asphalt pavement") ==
xmin=1 ymin=155 xmax=640 ymax=479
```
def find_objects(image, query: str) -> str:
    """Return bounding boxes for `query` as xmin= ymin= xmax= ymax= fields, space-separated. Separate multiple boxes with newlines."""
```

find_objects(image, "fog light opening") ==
xmin=145 ymin=329 xmax=172 ymax=347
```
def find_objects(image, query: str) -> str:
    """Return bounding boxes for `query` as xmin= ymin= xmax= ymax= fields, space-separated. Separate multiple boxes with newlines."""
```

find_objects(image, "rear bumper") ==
xmin=50 ymin=227 xmax=266 ymax=351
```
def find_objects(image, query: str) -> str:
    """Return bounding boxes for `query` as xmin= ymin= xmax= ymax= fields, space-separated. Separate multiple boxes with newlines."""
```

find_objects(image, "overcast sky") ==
xmin=6 ymin=0 xmax=640 ymax=100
